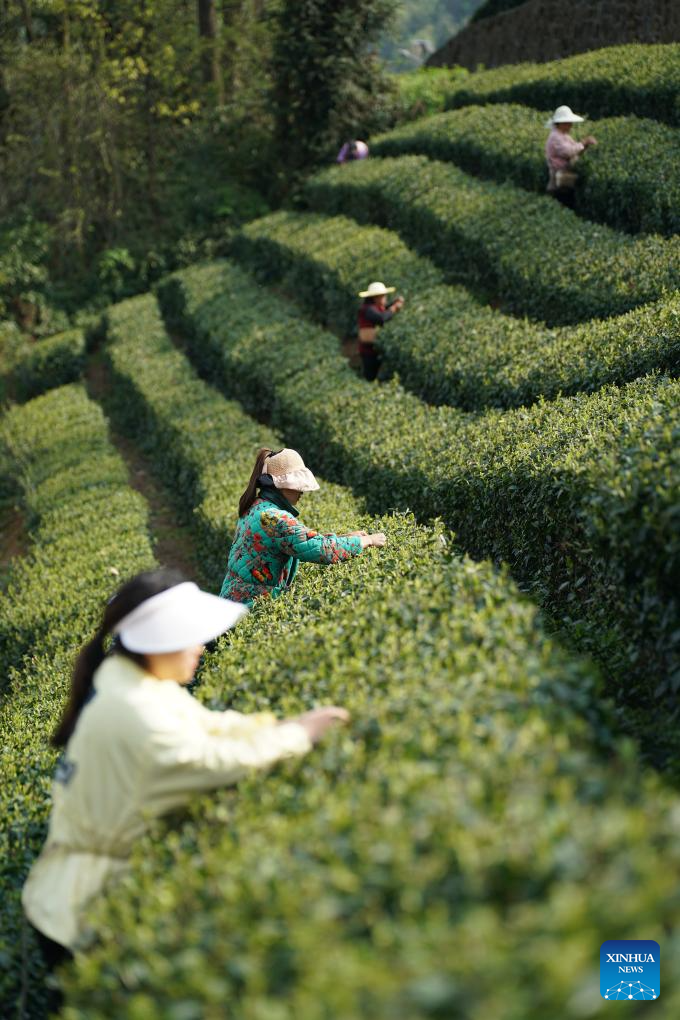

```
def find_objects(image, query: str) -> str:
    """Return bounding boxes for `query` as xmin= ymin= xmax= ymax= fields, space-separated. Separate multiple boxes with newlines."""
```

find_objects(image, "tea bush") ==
xmin=235 ymin=210 xmax=680 ymax=409
xmin=63 ymin=471 xmax=680 ymax=1017
xmin=0 ymin=385 xmax=155 ymax=1016
xmin=390 ymin=66 xmax=468 ymax=121
xmin=160 ymin=260 xmax=680 ymax=764
xmin=9 ymin=328 xmax=86 ymax=401
xmin=303 ymin=156 xmax=680 ymax=325
xmin=371 ymin=105 xmax=680 ymax=236
xmin=0 ymin=386 xmax=153 ymax=683
xmin=441 ymin=43 xmax=680 ymax=126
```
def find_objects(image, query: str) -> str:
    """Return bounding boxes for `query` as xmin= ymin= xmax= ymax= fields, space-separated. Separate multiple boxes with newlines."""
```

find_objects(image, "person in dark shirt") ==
xmin=357 ymin=281 xmax=405 ymax=381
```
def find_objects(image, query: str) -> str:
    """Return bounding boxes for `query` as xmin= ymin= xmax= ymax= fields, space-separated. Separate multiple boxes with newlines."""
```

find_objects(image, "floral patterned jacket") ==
xmin=220 ymin=495 xmax=363 ymax=605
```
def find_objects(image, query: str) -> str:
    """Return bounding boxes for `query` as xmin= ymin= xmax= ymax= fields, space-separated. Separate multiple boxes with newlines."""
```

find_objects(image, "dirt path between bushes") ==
xmin=85 ymin=355 xmax=205 ymax=584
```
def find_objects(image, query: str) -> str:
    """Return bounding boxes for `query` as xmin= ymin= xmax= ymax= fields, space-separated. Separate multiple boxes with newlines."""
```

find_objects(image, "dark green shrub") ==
xmin=303 ymin=156 xmax=680 ymax=325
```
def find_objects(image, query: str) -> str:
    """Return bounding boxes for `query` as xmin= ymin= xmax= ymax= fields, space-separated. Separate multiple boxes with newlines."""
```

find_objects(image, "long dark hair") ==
xmin=51 ymin=568 xmax=187 ymax=748
xmin=238 ymin=447 xmax=273 ymax=517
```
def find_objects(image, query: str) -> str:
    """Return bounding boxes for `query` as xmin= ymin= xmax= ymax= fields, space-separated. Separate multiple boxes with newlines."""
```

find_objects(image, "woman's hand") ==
xmin=292 ymin=706 xmax=350 ymax=744
xmin=584 ymin=135 xmax=598 ymax=147
xmin=361 ymin=532 xmax=387 ymax=548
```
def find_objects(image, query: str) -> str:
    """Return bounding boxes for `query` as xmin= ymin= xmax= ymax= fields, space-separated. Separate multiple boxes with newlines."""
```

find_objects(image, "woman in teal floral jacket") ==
xmin=220 ymin=448 xmax=386 ymax=605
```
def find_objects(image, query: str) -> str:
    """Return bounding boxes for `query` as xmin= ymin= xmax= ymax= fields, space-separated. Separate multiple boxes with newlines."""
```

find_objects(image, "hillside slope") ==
xmin=427 ymin=0 xmax=680 ymax=69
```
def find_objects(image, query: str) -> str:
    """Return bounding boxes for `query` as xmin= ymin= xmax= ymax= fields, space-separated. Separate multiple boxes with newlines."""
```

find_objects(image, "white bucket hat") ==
xmin=113 ymin=582 xmax=248 ymax=653
xmin=358 ymin=281 xmax=396 ymax=299
xmin=261 ymin=448 xmax=319 ymax=493
xmin=546 ymin=105 xmax=585 ymax=128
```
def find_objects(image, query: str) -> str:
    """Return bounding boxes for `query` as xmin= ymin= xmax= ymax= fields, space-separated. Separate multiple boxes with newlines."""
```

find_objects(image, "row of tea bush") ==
xmin=0 ymin=324 xmax=86 ymax=403
xmin=371 ymin=104 xmax=680 ymax=236
xmin=101 ymin=293 xmax=368 ymax=587
xmin=303 ymin=156 xmax=680 ymax=325
xmin=441 ymin=43 xmax=680 ymax=126
xmin=159 ymin=260 xmax=680 ymax=768
xmin=234 ymin=209 xmax=680 ymax=409
xmin=0 ymin=385 xmax=156 ymax=1016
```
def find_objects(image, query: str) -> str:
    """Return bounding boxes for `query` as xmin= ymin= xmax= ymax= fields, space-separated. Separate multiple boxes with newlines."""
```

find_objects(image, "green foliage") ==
xmin=95 ymin=249 xmax=138 ymax=302
xmin=0 ymin=0 xmax=273 ymax=315
xmin=61 ymin=284 xmax=680 ymax=1017
xmin=269 ymin=0 xmax=398 ymax=181
xmin=389 ymin=66 xmax=469 ymax=120
xmin=159 ymin=260 xmax=680 ymax=766
xmin=0 ymin=385 xmax=156 ymax=1017
xmin=372 ymin=104 xmax=680 ymax=236
xmin=304 ymin=155 xmax=680 ymax=325
xmin=441 ymin=43 xmax=680 ymax=126
xmin=0 ymin=214 xmax=51 ymax=320
xmin=0 ymin=385 xmax=153 ymax=685
xmin=3 ymin=329 xmax=87 ymax=402
xmin=0 ymin=320 xmax=27 ymax=403
xmin=63 ymin=540 xmax=680 ymax=1018
xmin=234 ymin=209 xmax=680 ymax=409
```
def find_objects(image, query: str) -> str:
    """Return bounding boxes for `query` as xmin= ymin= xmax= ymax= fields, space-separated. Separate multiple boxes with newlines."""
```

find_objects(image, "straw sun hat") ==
xmin=259 ymin=448 xmax=320 ymax=493
xmin=545 ymin=105 xmax=585 ymax=128
xmin=358 ymin=281 xmax=396 ymax=298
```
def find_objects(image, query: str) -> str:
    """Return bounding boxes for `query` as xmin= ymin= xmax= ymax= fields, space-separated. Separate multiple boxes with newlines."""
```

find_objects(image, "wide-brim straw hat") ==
xmin=358 ymin=281 xmax=396 ymax=299
xmin=261 ymin=448 xmax=319 ymax=493
xmin=545 ymin=105 xmax=585 ymax=128
xmin=113 ymin=582 xmax=248 ymax=653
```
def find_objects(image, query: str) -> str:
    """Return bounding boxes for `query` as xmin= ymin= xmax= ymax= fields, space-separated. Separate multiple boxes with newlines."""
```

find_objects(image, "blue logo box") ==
xmin=600 ymin=940 xmax=660 ymax=1000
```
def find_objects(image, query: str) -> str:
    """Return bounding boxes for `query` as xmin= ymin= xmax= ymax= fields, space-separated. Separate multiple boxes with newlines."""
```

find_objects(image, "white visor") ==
xmin=113 ymin=582 xmax=248 ymax=653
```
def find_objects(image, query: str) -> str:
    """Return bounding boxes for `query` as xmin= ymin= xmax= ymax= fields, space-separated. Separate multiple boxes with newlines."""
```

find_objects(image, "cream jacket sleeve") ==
xmin=140 ymin=689 xmax=312 ymax=815
xmin=22 ymin=659 xmax=312 ymax=950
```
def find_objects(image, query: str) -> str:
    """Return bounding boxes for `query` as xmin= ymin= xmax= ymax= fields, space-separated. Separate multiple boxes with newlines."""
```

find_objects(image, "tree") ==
xmin=197 ymin=0 xmax=223 ymax=103
xmin=270 ymin=0 xmax=397 ymax=183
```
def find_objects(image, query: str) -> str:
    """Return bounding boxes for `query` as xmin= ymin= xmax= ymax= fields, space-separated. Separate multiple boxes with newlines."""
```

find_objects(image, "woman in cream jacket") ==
xmin=23 ymin=568 xmax=348 ymax=1004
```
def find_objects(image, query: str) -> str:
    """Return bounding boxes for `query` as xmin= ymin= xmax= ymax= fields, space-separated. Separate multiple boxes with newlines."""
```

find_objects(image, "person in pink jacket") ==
xmin=545 ymin=105 xmax=597 ymax=209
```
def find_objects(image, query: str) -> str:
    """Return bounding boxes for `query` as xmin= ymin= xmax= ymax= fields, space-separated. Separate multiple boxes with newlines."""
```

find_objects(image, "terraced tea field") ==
xmin=1 ymin=42 xmax=678 ymax=1020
